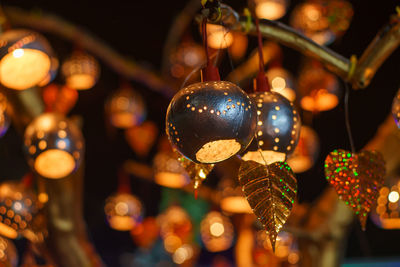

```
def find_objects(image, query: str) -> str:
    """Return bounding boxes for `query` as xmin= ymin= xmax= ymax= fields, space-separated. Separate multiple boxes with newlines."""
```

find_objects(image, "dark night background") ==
xmin=0 ymin=0 xmax=400 ymax=266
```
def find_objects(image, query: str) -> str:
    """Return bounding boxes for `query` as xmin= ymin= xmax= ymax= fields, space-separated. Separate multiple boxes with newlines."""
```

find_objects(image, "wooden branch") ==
xmin=204 ymin=4 xmax=400 ymax=89
xmin=3 ymin=6 xmax=174 ymax=98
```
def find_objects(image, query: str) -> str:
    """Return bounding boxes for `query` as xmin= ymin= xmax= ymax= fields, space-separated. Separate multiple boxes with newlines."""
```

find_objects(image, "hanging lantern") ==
xmin=298 ymin=63 xmax=340 ymax=112
xmin=287 ymin=126 xmax=319 ymax=173
xmin=0 ymin=236 xmax=17 ymax=267
xmin=38 ymin=56 xmax=59 ymax=87
xmin=153 ymin=152 xmax=190 ymax=188
xmin=372 ymin=176 xmax=400 ymax=229
xmin=168 ymin=41 xmax=205 ymax=82
xmin=392 ymin=88 xmax=400 ymax=128
xmin=105 ymin=85 xmax=146 ymax=129
xmin=254 ymin=0 xmax=288 ymax=21
xmin=166 ymin=81 xmax=257 ymax=164
xmin=218 ymin=176 xmax=253 ymax=214
xmin=104 ymin=192 xmax=143 ymax=231
xmin=266 ymin=67 xmax=296 ymax=102
xmin=290 ymin=0 xmax=353 ymax=45
xmin=23 ymin=113 xmax=84 ymax=179
xmin=200 ymin=211 xmax=234 ymax=252
xmin=172 ymin=244 xmax=195 ymax=265
xmin=0 ymin=93 xmax=10 ymax=138
xmin=242 ymin=91 xmax=301 ymax=165
xmin=0 ymin=181 xmax=40 ymax=239
xmin=157 ymin=206 xmax=193 ymax=254
xmin=0 ymin=29 xmax=53 ymax=90
xmin=206 ymin=24 xmax=234 ymax=49
xmin=61 ymin=51 xmax=100 ymax=90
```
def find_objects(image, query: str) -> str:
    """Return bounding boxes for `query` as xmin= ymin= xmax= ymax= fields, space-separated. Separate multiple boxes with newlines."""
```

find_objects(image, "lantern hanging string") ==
xmin=344 ymin=81 xmax=356 ymax=154
xmin=254 ymin=14 xmax=270 ymax=92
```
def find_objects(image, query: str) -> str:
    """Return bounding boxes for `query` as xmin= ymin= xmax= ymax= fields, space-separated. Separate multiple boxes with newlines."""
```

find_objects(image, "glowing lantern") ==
xmin=172 ymin=244 xmax=195 ymax=265
xmin=0 ymin=93 xmax=10 ymax=138
xmin=23 ymin=113 xmax=84 ymax=179
xmin=168 ymin=42 xmax=205 ymax=82
xmin=290 ymin=0 xmax=353 ymax=45
xmin=0 ymin=236 xmax=17 ymax=266
xmin=104 ymin=192 xmax=143 ymax=231
xmin=206 ymin=24 xmax=233 ymax=49
xmin=254 ymin=0 xmax=288 ymax=21
xmin=157 ymin=206 xmax=193 ymax=253
xmin=372 ymin=177 xmax=400 ymax=229
xmin=38 ymin=56 xmax=59 ymax=87
xmin=242 ymin=91 xmax=301 ymax=165
xmin=61 ymin=51 xmax=100 ymax=90
xmin=153 ymin=152 xmax=190 ymax=188
xmin=287 ymin=126 xmax=319 ymax=173
xmin=166 ymin=81 xmax=257 ymax=164
xmin=105 ymin=85 xmax=146 ymax=129
xmin=266 ymin=67 xmax=296 ymax=102
xmin=200 ymin=211 xmax=233 ymax=252
xmin=0 ymin=181 xmax=40 ymax=239
xmin=219 ymin=176 xmax=253 ymax=214
xmin=392 ymin=88 xmax=400 ymax=128
xmin=0 ymin=29 xmax=53 ymax=90
xmin=298 ymin=64 xmax=340 ymax=112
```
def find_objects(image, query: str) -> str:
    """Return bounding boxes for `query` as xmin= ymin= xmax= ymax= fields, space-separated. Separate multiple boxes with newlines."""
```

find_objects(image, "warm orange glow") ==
xmin=110 ymin=112 xmax=139 ymax=129
xmin=209 ymin=222 xmax=224 ymax=237
xmin=389 ymin=191 xmax=400 ymax=203
xmin=300 ymin=89 xmax=339 ymax=112
xmin=108 ymin=216 xmax=136 ymax=231
xmin=0 ymin=48 xmax=50 ymax=90
xmin=196 ymin=139 xmax=241 ymax=163
xmin=206 ymin=24 xmax=233 ymax=49
xmin=220 ymin=196 xmax=253 ymax=214
xmin=66 ymin=74 xmax=96 ymax=90
xmin=34 ymin=149 xmax=75 ymax=179
xmin=229 ymin=32 xmax=248 ymax=61
xmin=287 ymin=155 xmax=313 ymax=173
xmin=62 ymin=51 xmax=99 ymax=90
xmin=154 ymin=172 xmax=189 ymax=188
xmin=242 ymin=150 xmax=286 ymax=165
xmin=255 ymin=0 xmax=287 ymax=21
xmin=266 ymin=68 xmax=296 ymax=101
xmin=0 ymin=223 xmax=18 ymax=239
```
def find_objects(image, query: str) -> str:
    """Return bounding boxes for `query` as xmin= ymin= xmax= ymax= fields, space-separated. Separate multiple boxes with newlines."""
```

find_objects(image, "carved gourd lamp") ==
xmin=24 ymin=113 xmax=84 ymax=179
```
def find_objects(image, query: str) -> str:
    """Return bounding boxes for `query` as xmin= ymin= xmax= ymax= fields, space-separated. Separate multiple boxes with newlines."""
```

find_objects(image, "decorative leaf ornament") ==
xmin=324 ymin=149 xmax=386 ymax=230
xmin=178 ymin=156 xmax=214 ymax=194
xmin=238 ymin=160 xmax=297 ymax=251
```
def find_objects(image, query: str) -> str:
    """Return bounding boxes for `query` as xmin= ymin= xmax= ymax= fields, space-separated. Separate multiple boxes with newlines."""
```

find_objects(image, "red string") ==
xmin=254 ymin=17 xmax=270 ymax=92
xmin=117 ymin=169 xmax=131 ymax=194
xmin=22 ymin=172 xmax=34 ymax=188
xmin=201 ymin=18 xmax=220 ymax=82
xmin=202 ymin=18 xmax=211 ymax=66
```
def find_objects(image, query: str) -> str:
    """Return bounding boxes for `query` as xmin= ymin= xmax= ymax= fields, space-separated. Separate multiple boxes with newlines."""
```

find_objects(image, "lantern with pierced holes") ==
xmin=106 ymin=86 xmax=146 ymax=129
xmin=0 ymin=181 xmax=40 ymax=239
xmin=153 ymin=152 xmax=190 ymax=188
xmin=62 ymin=51 xmax=100 ymax=90
xmin=24 ymin=113 xmax=84 ymax=179
xmin=200 ymin=211 xmax=234 ymax=252
xmin=392 ymin=88 xmax=400 ymax=128
xmin=287 ymin=126 xmax=319 ymax=173
xmin=266 ymin=67 xmax=296 ymax=102
xmin=0 ymin=29 xmax=53 ymax=90
xmin=104 ymin=192 xmax=143 ymax=231
xmin=219 ymin=175 xmax=252 ymax=214
xmin=0 ymin=93 xmax=10 ymax=138
xmin=242 ymin=91 xmax=300 ymax=165
xmin=166 ymin=81 xmax=257 ymax=164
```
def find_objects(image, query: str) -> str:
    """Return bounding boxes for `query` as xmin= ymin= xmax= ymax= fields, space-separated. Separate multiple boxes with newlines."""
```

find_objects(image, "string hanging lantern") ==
xmin=104 ymin=171 xmax=143 ymax=231
xmin=166 ymin=18 xmax=257 ymax=164
xmin=200 ymin=211 xmax=234 ymax=252
xmin=61 ymin=50 xmax=100 ymax=90
xmin=0 ymin=93 xmax=10 ymax=138
xmin=0 ymin=29 xmax=53 ymax=90
xmin=105 ymin=84 xmax=146 ymax=129
xmin=153 ymin=151 xmax=190 ymax=189
xmin=392 ymin=88 xmax=400 ymax=128
xmin=0 ymin=177 xmax=40 ymax=239
xmin=298 ymin=61 xmax=340 ymax=112
xmin=23 ymin=113 xmax=84 ymax=179
xmin=287 ymin=125 xmax=319 ymax=173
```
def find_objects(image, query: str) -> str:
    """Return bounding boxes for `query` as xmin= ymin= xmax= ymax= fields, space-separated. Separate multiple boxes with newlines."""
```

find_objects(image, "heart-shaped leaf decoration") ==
xmin=324 ymin=149 xmax=386 ymax=230
xmin=238 ymin=160 xmax=297 ymax=251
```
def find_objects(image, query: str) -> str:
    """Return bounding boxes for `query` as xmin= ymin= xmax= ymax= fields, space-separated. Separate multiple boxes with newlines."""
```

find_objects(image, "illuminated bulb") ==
xmin=105 ymin=85 xmax=146 ymax=129
xmin=206 ymin=24 xmax=234 ymax=49
xmin=0 ymin=29 xmax=53 ymax=90
xmin=255 ymin=0 xmax=288 ymax=21
xmin=200 ymin=211 xmax=233 ymax=252
xmin=104 ymin=192 xmax=143 ymax=231
xmin=388 ymin=191 xmax=399 ymax=203
xmin=266 ymin=67 xmax=296 ymax=102
xmin=242 ymin=91 xmax=300 ymax=165
xmin=166 ymin=81 xmax=257 ymax=164
xmin=23 ymin=113 xmax=84 ymax=179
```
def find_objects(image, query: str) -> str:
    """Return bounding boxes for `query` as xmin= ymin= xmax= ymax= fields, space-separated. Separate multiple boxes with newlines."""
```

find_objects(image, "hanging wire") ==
xmin=344 ymin=81 xmax=356 ymax=154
